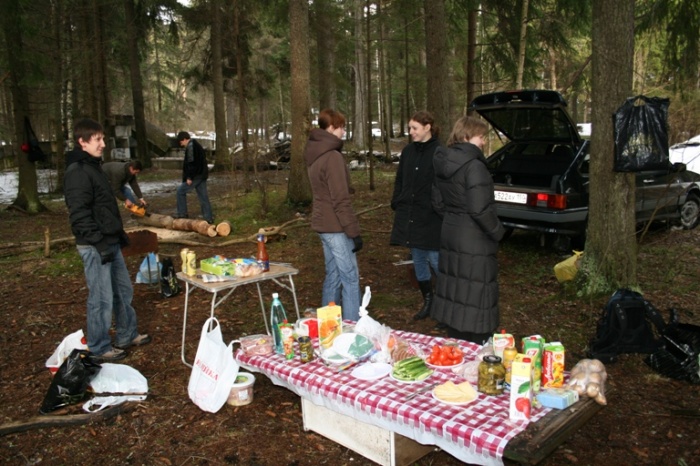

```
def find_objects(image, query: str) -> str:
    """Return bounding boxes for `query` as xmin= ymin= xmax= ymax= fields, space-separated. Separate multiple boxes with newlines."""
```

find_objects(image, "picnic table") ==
xmin=234 ymin=328 xmax=604 ymax=466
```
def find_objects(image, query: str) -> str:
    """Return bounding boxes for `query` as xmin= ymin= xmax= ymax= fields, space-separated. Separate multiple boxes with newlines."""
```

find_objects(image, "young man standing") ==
xmin=175 ymin=131 xmax=213 ymax=223
xmin=64 ymin=118 xmax=152 ymax=361
xmin=103 ymin=160 xmax=147 ymax=208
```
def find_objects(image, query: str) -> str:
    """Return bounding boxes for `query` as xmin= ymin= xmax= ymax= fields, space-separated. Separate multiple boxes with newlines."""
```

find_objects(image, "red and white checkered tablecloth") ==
xmin=234 ymin=329 xmax=550 ymax=466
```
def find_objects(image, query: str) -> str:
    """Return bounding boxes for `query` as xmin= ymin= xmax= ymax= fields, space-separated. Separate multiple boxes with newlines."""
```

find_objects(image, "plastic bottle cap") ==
xmin=259 ymin=228 xmax=265 ymax=234
xmin=272 ymin=293 xmax=279 ymax=299
xmin=328 ymin=301 xmax=335 ymax=306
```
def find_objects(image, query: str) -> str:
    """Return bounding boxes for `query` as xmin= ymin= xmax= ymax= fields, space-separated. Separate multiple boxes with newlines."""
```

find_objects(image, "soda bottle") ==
xmin=256 ymin=229 xmax=270 ymax=272
xmin=270 ymin=293 xmax=288 ymax=354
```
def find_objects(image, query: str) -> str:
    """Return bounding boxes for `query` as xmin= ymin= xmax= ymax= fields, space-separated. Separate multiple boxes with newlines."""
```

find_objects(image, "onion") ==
xmin=587 ymin=359 xmax=606 ymax=373
xmin=594 ymin=392 xmax=608 ymax=405
xmin=586 ymin=382 xmax=600 ymax=398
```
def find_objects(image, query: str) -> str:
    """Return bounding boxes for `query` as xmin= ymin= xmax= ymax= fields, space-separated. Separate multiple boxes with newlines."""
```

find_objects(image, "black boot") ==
xmin=413 ymin=280 xmax=433 ymax=320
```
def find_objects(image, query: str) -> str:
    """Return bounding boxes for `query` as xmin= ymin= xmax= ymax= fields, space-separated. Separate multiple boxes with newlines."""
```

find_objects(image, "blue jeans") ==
xmin=176 ymin=178 xmax=213 ymax=222
xmin=411 ymin=247 xmax=439 ymax=282
xmin=319 ymin=233 xmax=361 ymax=321
xmin=120 ymin=186 xmax=138 ymax=205
xmin=77 ymin=244 xmax=139 ymax=356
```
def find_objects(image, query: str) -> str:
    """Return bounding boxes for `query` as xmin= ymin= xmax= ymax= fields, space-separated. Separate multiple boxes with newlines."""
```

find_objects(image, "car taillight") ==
xmin=528 ymin=193 xmax=567 ymax=209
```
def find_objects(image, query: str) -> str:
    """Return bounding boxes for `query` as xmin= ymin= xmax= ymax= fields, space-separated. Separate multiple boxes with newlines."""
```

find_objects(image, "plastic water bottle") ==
xmin=270 ymin=293 xmax=288 ymax=354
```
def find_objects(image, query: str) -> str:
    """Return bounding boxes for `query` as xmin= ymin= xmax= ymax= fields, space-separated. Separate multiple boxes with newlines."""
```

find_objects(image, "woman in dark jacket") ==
xmin=390 ymin=111 xmax=442 ymax=320
xmin=431 ymin=116 xmax=505 ymax=345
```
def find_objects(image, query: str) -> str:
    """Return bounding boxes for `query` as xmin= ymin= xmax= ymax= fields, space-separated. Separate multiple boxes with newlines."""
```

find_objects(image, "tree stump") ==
xmin=216 ymin=221 xmax=232 ymax=237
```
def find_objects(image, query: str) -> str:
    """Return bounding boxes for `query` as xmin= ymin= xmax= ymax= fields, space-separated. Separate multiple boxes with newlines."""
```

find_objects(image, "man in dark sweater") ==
xmin=175 ymin=131 xmax=213 ymax=223
xmin=64 ymin=118 xmax=152 ymax=361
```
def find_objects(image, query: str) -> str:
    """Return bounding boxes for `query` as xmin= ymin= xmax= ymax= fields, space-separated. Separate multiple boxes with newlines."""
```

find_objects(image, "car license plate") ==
xmin=495 ymin=190 xmax=527 ymax=204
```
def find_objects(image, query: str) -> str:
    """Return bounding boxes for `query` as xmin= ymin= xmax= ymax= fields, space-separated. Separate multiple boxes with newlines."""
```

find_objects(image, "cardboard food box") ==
xmin=509 ymin=354 xmax=533 ymax=422
xmin=542 ymin=342 xmax=566 ymax=389
xmin=317 ymin=302 xmax=343 ymax=349
xmin=200 ymin=256 xmax=237 ymax=276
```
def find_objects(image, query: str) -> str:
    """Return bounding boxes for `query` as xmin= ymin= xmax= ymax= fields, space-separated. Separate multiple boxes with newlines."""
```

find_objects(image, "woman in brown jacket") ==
xmin=304 ymin=109 xmax=362 ymax=321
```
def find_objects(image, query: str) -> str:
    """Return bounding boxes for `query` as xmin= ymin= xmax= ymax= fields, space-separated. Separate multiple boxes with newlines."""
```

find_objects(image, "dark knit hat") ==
xmin=176 ymin=131 xmax=190 ymax=142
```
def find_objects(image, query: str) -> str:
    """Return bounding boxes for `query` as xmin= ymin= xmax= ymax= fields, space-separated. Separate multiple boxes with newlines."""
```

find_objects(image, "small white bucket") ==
xmin=227 ymin=372 xmax=255 ymax=406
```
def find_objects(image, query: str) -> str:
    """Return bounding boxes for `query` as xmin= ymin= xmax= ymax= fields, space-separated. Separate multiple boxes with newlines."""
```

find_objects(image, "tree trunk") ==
xmin=1 ymin=0 xmax=45 ymax=213
xmin=211 ymin=0 xmax=230 ymax=172
xmin=365 ymin=0 xmax=375 ymax=191
xmin=353 ymin=0 xmax=367 ymax=150
xmin=233 ymin=0 xmax=251 ymax=191
xmin=287 ymin=0 xmax=313 ymax=205
xmin=466 ymin=9 xmax=478 ymax=113
xmin=515 ymin=0 xmax=529 ymax=88
xmin=583 ymin=0 xmax=637 ymax=295
xmin=424 ymin=0 xmax=451 ymax=142
xmin=124 ymin=0 xmax=150 ymax=167
xmin=378 ymin=0 xmax=391 ymax=160
xmin=315 ymin=0 xmax=336 ymax=110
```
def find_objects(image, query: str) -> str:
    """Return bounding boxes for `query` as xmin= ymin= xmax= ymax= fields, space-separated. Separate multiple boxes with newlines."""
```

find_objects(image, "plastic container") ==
xmin=227 ymin=372 xmax=255 ymax=406
xmin=239 ymin=334 xmax=273 ymax=356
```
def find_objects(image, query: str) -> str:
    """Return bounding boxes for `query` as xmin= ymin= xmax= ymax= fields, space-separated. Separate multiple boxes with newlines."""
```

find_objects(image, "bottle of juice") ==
xmin=270 ymin=293 xmax=287 ymax=354
xmin=256 ymin=229 xmax=270 ymax=272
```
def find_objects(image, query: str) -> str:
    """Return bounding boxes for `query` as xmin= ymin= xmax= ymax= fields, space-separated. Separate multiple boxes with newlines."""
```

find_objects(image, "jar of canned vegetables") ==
xmin=478 ymin=355 xmax=506 ymax=395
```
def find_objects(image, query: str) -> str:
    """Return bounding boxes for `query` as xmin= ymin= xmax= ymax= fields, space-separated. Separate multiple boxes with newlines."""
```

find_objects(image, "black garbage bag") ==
xmin=23 ymin=116 xmax=48 ymax=163
xmin=614 ymin=95 xmax=670 ymax=172
xmin=160 ymin=257 xmax=180 ymax=298
xmin=39 ymin=349 xmax=101 ymax=414
xmin=645 ymin=315 xmax=700 ymax=385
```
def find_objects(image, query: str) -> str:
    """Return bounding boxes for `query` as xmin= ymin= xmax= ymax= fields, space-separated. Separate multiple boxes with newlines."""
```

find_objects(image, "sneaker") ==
xmin=115 ymin=334 xmax=152 ymax=349
xmin=97 ymin=347 xmax=128 ymax=362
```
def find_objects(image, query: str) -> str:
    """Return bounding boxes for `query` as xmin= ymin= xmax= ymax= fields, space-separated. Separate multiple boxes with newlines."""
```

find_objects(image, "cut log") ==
xmin=172 ymin=218 xmax=217 ymax=237
xmin=216 ymin=221 xmax=232 ymax=237
xmin=137 ymin=213 xmax=174 ymax=229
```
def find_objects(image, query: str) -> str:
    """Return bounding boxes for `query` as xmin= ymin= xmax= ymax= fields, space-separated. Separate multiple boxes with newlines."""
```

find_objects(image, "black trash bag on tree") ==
xmin=39 ymin=349 xmax=101 ymax=414
xmin=614 ymin=96 xmax=670 ymax=172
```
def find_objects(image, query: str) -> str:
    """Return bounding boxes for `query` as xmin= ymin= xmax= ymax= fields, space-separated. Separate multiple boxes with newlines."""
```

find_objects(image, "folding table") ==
xmin=177 ymin=263 xmax=300 ymax=367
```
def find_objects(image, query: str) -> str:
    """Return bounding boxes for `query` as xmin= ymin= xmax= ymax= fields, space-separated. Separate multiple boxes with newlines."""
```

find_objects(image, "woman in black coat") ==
xmin=431 ymin=116 xmax=505 ymax=345
xmin=390 ymin=111 xmax=443 ymax=320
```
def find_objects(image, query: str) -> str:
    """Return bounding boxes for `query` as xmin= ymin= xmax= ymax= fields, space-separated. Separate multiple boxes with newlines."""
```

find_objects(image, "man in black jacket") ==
xmin=64 ymin=118 xmax=152 ymax=361
xmin=102 ymin=160 xmax=147 ymax=208
xmin=175 ymin=131 xmax=213 ymax=223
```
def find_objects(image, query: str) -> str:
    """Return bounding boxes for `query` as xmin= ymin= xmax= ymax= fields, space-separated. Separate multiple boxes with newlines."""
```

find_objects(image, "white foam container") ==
xmin=227 ymin=372 xmax=255 ymax=406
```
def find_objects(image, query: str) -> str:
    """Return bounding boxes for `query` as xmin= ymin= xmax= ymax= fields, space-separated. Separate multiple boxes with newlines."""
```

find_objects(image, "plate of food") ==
xmin=390 ymin=356 xmax=433 ymax=383
xmin=351 ymin=362 xmax=392 ymax=381
xmin=332 ymin=332 xmax=375 ymax=361
xmin=424 ymin=344 xmax=465 ymax=369
xmin=432 ymin=381 xmax=478 ymax=406
xmin=390 ymin=371 xmax=432 ymax=384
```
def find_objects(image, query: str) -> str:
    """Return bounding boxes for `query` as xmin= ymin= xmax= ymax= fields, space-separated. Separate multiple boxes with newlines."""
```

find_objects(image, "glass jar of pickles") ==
xmin=478 ymin=355 xmax=506 ymax=395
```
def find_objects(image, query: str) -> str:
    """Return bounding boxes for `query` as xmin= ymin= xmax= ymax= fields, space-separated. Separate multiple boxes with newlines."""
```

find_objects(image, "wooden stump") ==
xmin=216 ymin=221 xmax=232 ymax=237
xmin=138 ymin=213 xmax=174 ymax=229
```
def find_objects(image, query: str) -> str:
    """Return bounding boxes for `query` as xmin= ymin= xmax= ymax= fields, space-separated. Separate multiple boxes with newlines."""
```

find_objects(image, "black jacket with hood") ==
xmin=430 ymin=142 xmax=505 ymax=333
xmin=64 ymin=149 xmax=127 ymax=253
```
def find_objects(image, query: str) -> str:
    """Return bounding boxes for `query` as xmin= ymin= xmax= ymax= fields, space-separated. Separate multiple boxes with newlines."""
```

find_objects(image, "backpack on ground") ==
xmin=160 ymin=257 xmax=181 ymax=298
xmin=645 ymin=312 xmax=700 ymax=385
xmin=587 ymin=289 xmax=666 ymax=363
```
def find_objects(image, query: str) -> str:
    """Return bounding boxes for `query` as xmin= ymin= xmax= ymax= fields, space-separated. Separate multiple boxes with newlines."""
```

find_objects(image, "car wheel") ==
xmin=679 ymin=193 xmax=700 ymax=230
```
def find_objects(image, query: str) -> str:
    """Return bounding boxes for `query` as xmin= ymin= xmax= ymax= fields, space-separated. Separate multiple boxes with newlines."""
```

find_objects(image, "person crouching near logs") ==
xmin=389 ymin=111 xmax=443 ymax=321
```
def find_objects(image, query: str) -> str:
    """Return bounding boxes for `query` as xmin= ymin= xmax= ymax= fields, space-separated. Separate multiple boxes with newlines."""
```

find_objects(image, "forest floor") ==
xmin=0 ymin=164 xmax=698 ymax=466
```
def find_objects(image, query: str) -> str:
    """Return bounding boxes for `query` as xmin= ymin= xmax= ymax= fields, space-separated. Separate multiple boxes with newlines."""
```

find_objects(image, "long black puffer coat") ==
xmin=389 ymin=137 xmax=442 ymax=250
xmin=430 ymin=142 xmax=505 ymax=333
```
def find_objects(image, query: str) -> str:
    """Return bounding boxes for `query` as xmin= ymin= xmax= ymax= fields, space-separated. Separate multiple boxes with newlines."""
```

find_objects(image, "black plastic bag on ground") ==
xmin=160 ymin=257 xmax=180 ymax=298
xmin=645 ymin=318 xmax=700 ymax=385
xmin=39 ymin=349 xmax=101 ymax=414
xmin=614 ymin=95 xmax=670 ymax=172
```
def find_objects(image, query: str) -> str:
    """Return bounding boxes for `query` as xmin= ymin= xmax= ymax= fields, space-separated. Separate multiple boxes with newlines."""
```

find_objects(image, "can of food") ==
xmin=502 ymin=346 xmax=518 ymax=388
xmin=180 ymin=248 xmax=190 ymax=274
xmin=186 ymin=250 xmax=197 ymax=276
xmin=298 ymin=336 xmax=314 ymax=363
xmin=478 ymin=355 xmax=505 ymax=395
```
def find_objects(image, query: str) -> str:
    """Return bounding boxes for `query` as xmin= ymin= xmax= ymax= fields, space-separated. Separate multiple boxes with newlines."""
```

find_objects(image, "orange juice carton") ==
xmin=542 ymin=342 xmax=566 ymax=388
xmin=317 ymin=302 xmax=343 ymax=349
xmin=492 ymin=329 xmax=515 ymax=359
xmin=521 ymin=335 xmax=545 ymax=392
xmin=509 ymin=354 xmax=533 ymax=422
xmin=536 ymin=388 xmax=579 ymax=409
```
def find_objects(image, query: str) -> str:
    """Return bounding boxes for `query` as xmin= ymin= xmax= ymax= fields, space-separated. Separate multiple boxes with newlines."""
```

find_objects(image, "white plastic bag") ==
xmin=188 ymin=317 xmax=240 ymax=413
xmin=83 ymin=363 xmax=148 ymax=412
xmin=45 ymin=329 xmax=88 ymax=374
xmin=135 ymin=252 xmax=161 ymax=284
